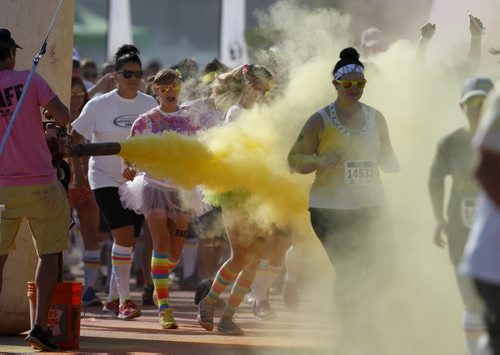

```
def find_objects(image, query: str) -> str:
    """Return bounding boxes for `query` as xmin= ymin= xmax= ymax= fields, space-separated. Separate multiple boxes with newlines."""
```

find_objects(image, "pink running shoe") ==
xmin=102 ymin=299 xmax=119 ymax=318
xmin=118 ymin=299 xmax=142 ymax=320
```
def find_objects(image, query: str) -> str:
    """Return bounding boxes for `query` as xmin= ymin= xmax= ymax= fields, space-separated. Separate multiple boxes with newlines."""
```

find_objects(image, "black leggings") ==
xmin=309 ymin=207 xmax=393 ymax=342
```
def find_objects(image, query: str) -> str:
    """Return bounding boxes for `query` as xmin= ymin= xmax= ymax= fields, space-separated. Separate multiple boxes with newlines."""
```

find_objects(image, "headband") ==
xmin=334 ymin=63 xmax=364 ymax=80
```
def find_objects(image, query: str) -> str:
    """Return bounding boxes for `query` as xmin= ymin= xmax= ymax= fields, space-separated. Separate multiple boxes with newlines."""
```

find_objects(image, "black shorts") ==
xmin=98 ymin=210 xmax=110 ymax=233
xmin=93 ymin=187 xmax=144 ymax=237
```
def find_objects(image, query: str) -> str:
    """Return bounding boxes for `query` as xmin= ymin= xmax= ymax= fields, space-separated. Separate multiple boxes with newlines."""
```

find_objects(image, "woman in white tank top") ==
xmin=287 ymin=47 xmax=399 ymax=352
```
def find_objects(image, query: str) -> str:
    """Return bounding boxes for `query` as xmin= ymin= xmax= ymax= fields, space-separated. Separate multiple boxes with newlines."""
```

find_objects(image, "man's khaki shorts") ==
xmin=0 ymin=180 xmax=70 ymax=256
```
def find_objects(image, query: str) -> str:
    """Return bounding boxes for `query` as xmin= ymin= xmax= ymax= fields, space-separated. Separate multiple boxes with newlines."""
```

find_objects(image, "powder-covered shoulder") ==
xmin=224 ymin=105 xmax=244 ymax=124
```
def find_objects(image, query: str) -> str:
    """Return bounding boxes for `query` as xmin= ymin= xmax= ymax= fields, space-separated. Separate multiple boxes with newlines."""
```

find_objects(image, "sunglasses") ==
xmin=117 ymin=70 xmax=144 ymax=79
xmin=335 ymin=79 xmax=367 ymax=89
xmin=156 ymin=83 xmax=181 ymax=93
xmin=71 ymin=91 xmax=86 ymax=98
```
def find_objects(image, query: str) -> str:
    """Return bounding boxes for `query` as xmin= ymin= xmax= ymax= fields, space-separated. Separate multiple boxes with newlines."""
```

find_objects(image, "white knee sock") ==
xmin=251 ymin=260 xmax=283 ymax=305
xmin=463 ymin=311 xmax=485 ymax=355
xmin=107 ymin=272 xmax=118 ymax=302
xmin=285 ymin=245 xmax=299 ymax=284
xmin=182 ymin=238 xmax=198 ymax=278
xmin=111 ymin=243 xmax=133 ymax=304
xmin=83 ymin=249 xmax=101 ymax=291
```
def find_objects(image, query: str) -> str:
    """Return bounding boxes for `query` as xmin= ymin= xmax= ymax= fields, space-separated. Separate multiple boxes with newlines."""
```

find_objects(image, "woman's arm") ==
xmin=376 ymin=111 xmax=400 ymax=173
xmin=288 ymin=112 xmax=340 ymax=174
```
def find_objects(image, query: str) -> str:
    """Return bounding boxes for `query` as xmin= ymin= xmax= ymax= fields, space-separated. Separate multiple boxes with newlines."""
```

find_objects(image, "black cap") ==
xmin=0 ymin=28 xmax=22 ymax=50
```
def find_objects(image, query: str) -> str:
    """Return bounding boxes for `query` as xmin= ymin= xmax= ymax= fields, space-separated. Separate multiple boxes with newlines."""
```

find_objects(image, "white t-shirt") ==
xmin=71 ymin=89 xmax=158 ymax=189
xmin=460 ymin=89 xmax=500 ymax=284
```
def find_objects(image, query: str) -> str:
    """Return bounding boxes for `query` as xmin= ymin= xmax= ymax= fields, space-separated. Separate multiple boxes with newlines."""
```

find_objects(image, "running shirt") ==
xmin=181 ymin=98 xmax=223 ymax=129
xmin=430 ymin=127 xmax=479 ymax=264
xmin=0 ymin=70 xmax=57 ymax=186
xmin=71 ymin=89 xmax=158 ymax=189
xmin=131 ymin=106 xmax=200 ymax=187
xmin=309 ymin=102 xmax=385 ymax=210
xmin=223 ymin=104 xmax=244 ymax=125
xmin=461 ymin=89 xmax=500 ymax=284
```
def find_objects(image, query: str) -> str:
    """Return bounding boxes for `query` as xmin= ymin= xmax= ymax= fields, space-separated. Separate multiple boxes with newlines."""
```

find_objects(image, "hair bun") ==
xmin=115 ymin=44 xmax=140 ymax=60
xmin=339 ymin=47 xmax=360 ymax=61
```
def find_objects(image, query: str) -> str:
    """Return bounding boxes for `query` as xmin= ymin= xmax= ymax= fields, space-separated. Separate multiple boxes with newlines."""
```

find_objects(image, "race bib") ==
xmin=460 ymin=198 xmax=476 ymax=228
xmin=344 ymin=160 xmax=375 ymax=187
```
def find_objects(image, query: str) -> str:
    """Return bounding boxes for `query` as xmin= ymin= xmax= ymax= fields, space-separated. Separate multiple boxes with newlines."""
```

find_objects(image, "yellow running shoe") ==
xmin=159 ymin=308 xmax=178 ymax=329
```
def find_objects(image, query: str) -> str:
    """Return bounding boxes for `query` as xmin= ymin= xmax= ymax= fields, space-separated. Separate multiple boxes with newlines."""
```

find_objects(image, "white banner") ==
xmin=106 ymin=0 xmax=133 ymax=61
xmin=219 ymin=0 xmax=248 ymax=68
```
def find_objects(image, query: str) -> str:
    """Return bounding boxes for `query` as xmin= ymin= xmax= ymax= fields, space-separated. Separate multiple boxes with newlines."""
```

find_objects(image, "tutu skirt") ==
xmin=119 ymin=173 xmax=209 ymax=218
xmin=119 ymin=173 xmax=184 ymax=217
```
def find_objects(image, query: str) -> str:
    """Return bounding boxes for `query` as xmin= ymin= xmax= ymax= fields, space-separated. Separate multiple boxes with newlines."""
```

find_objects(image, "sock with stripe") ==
xmin=251 ymin=260 xmax=283 ymax=305
xmin=206 ymin=261 xmax=239 ymax=303
xmin=151 ymin=251 xmax=177 ymax=313
xmin=285 ymin=245 xmax=299 ymax=284
xmin=107 ymin=271 xmax=118 ymax=303
xmin=111 ymin=243 xmax=133 ymax=305
xmin=83 ymin=249 xmax=101 ymax=291
xmin=222 ymin=270 xmax=255 ymax=319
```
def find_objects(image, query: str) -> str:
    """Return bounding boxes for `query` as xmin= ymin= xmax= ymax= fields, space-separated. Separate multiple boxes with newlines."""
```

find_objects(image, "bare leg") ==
xmin=0 ymin=254 xmax=8 ymax=294
xmin=35 ymin=253 xmax=59 ymax=330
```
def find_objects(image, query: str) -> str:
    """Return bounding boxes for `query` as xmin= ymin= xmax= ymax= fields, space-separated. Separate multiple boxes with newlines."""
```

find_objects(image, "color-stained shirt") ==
xmin=181 ymin=98 xmax=223 ymax=129
xmin=0 ymin=70 xmax=57 ymax=186
xmin=131 ymin=106 xmax=200 ymax=188
xmin=131 ymin=106 xmax=199 ymax=137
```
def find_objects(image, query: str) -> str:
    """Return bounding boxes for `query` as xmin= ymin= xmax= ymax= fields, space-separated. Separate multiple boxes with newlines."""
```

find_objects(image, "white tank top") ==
xmin=309 ymin=102 xmax=386 ymax=209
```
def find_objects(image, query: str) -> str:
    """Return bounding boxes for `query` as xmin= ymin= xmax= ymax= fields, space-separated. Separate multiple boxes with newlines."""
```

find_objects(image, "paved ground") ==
xmin=0 ymin=279 xmax=337 ymax=354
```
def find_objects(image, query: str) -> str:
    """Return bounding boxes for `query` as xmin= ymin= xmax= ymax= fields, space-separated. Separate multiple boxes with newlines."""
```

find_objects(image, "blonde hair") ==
xmin=153 ymin=68 xmax=182 ymax=85
xmin=210 ymin=64 xmax=274 ymax=111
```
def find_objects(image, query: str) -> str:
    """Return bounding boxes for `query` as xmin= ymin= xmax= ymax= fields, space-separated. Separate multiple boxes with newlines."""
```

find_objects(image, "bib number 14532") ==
xmin=344 ymin=160 xmax=375 ymax=186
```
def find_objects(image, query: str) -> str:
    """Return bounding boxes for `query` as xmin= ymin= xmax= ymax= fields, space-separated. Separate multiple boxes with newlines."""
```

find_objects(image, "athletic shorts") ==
xmin=189 ymin=207 xmax=227 ymax=241
xmin=93 ymin=186 xmax=143 ymax=237
xmin=0 ymin=180 xmax=70 ymax=256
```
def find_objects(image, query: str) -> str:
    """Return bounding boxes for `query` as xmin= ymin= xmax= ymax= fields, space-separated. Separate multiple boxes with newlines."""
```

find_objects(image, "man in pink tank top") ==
xmin=0 ymin=28 xmax=71 ymax=351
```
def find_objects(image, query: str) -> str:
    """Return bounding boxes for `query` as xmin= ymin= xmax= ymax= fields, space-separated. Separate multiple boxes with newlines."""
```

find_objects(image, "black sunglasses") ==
xmin=117 ymin=70 xmax=143 ymax=79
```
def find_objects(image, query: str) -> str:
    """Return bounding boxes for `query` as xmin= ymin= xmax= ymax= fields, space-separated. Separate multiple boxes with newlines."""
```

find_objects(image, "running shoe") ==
xmin=118 ymin=299 xmax=141 ymax=320
xmin=82 ymin=287 xmax=103 ymax=307
xmin=194 ymin=278 xmax=213 ymax=305
xmin=197 ymin=298 xmax=216 ymax=331
xmin=243 ymin=291 xmax=255 ymax=305
xmin=217 ymin=316 xmax=245 ymax=336
xmin=194 ymin=278 xmax=225 ymax=307
xmin=102 ymin=298 xmax=119 ymax=317
xmin=142 ymin=285 xmax=154 ymax=306
xmin=25 ymin=325 xmax=59 ymax=351
xmin=159 ymin=308 xmax=179 ymax=329
xmin=253 ymin=300 xmax=277 ymax=321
